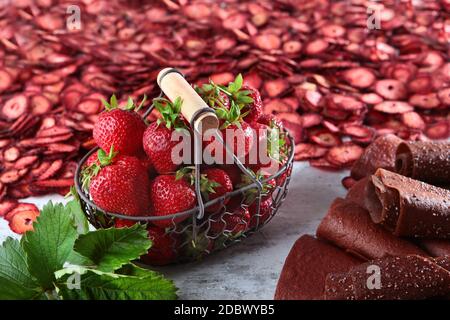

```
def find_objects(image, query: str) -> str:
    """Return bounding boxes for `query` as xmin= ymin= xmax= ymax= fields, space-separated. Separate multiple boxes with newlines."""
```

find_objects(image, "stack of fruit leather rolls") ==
xmin=276 ymin=137 xmax=450 ymax=300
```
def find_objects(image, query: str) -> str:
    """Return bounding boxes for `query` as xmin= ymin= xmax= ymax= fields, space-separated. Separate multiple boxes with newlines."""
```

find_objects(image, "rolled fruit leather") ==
xmin=395 ymin=141 xmax=450 ymax=187
xmin=365 ymin=169 xmax=450 ymax=239
xmin=274 ymin=235 xmax=362 ymax=300
xmin=316 ymin=198 xmax=427 ymax=261
xmin=325 ymin=255 xmax=450 ymax=300
xmin=420 ymin=239 xmax=450 ymax=257
xmin=350 ymin=134 xmax=403 ymax=180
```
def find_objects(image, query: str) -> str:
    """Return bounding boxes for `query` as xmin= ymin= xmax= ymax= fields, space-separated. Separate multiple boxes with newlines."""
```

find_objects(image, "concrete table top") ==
xmin=0 ymin=162 xmax=348 ymax=300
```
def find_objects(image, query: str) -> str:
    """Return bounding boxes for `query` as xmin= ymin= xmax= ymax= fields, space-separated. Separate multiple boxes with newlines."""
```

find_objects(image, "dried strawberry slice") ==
xmin=326 ymin=143 xmax=364 ymax=167
xmin=400 ymin=112 xmax=426 ymax=130
xmin=408 ymin=93 xmax=441 ymax=109
xmin=305 ymin=39 xmax=329 ymax=55
xmin=14 ymin=156 xmax=39 ymax=170
xmin=374 ymin=79 xmax=407 ymax=100
xmin=342 ymin=67 xmax=376 ymax=88
xmin=294 ymin=143 xmax=328 ymax=161
xmin=374 ymin=101 xmax=414 ymax=114
xmin=310 ymin=130 xmax=341 ymax=147
xmin=0 ymin=170 xmax=21 ymax=184
xmin=3 ymin=146 xmax=20 ymax=162
xmin=437 ymin=88 xmax=450 ymax=106
xmin=0 ymin=199 xmax=18 ymax=218
xmin=30 ymin=94 xmax=52 ymax=115
xmin=264 ymin=79 xmax=290 ymax=98
xmin=38 ymin=159 xmax=63 ymax=180
xmin=309 ymin=158 xmax=340 ymax=171
xmin=425 ymin=122 xmax=449 ymax=140
xmin=341 ymin=124 xmax=374 ymax=139
xmin=301 ymin=113 xmax=323 ymax=128
xmin=8 ymin=206 xmax=40 ymax=234
xmin=0 ymin=69 xmax=13 ymax=93
xmin=32 ymin=178 xmax=74 ymax=188
xmin=1 ymin=95 xmax=28 ymax=120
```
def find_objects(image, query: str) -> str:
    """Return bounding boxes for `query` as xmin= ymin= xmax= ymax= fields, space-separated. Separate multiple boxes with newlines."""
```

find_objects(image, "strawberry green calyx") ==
xmin=216 ymin=100 xmax=247 ymax=130
xmin=81 ymin=146 xmax=118 ymax=190
xmin=153 ymin=97 xmax=187 ymax=130
xmin=196 ymin=74 xmax=254 ymax=127
xmin=238 ymin=170 xmax=274 ymax=205
xmin=102 ymin=94 xmax=147 ymax=112
xmin=175 ymin=167 xmax=222 ymax=201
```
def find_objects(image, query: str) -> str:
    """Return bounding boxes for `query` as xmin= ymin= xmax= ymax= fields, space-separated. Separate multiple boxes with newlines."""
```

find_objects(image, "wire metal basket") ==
xmin=74 ymin=71 xmax=295 ymax=265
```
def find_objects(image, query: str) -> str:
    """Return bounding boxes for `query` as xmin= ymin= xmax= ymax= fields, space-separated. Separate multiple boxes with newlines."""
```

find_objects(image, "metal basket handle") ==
xmin=157 ymin=68 xmax=219 ymax=134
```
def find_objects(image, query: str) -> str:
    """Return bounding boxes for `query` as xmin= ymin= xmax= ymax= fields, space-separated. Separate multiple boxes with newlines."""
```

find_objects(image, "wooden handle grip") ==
xmin=157 ymin=68 xmax=219 ymax=133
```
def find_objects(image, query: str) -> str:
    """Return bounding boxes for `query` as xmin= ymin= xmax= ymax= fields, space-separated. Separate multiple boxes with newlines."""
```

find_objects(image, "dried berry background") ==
xmin=0 ymin=0 xmax=449 ymax=203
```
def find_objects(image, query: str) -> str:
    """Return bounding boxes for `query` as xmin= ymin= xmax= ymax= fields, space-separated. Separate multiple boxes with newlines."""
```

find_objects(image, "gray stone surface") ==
xmin=0 ymin=162 xmax=348 ymax=300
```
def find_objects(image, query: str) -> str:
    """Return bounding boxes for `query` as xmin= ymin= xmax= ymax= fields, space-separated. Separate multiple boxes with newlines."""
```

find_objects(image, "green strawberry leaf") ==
xmin=22 ymin=202 xmax=78 ymax=291
xmin=72 ymin=224 xmax=151 ymax=272
xmin=66 ymin=193 xmax=90 ymax=235
xmin=56 ymin=267 xmax=177 ymax=300
xmin=0 ymin=238 xmax=44 ymax=300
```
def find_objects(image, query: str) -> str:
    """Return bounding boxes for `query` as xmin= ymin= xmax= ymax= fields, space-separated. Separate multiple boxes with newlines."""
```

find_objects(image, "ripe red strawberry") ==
xmin=141 ymin=226 xmax=180 ymax=265
xmin=149 ymin=174 xmax=196 ymax=228
xmin=202 ymin=168 xmax=233 ymax=213
xmin=220 ymin=165 xmax=241 ymax=186
xmin=8 ymin=204 xmax=40 ymax=234
xmin=209 ymin=207 xmax=250 ymax=236
xmin=137 ymin=152 xmax=155 ymax=178
xmin=241 ymin=85 xmax=262 ymax=123
xmin=93 ymin=95 xmax=146 ymax=156
xmin=143 ymin=97 xmax=192 ymax=174
xmin=258 ymin=113 xmax=283 ymax=129
xmin=83 ymin=149 xmax=150 ymax=216
xmin=183 ymin=229 xmax=215 ymax=260
xmin=248 ymin=197 xmax=273 ymax=229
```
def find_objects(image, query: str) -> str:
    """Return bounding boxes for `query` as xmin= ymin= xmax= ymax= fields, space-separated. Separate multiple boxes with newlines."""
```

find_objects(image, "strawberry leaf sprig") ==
xmin=153 ymin=97 xmax=187 ymax=130
xmin=81 ymin=146 xmax=117 ymax=191
xmin=175 ymin=167 xmax=222 ymax=202
xmin=102 ymin=94 xmax=147 ymax=112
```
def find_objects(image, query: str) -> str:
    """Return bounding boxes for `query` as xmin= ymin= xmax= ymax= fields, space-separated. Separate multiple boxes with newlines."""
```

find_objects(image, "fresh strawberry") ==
xmin=220 ymin=165 xmax=241 ymax=187
xmin=8 ymin=205 xmax=40 ymax=234
xmin=93 ymin=95 xmax=146 ymax=156
xmin=137 ymin=152 xmax=155 ymax=178
xmin=149 ymin=174 xmax=196 ymax=228
xmin=115 ymin=218 xmax=139 ymax=228
xmin=82 ymin=148 xmax=150 ymax=216
xmin=209 ymin=207 xmax=250 ymax=236
xmin=143 ymin=97 xmax=192 ymax=174
xmin=248 ymin=197 xmax=273 ymax=229
xmin=85 ymin=152 xmax=100 ymax=167
xmin=177 ymin=167 xmax=233 ymax=214
xmin=141 ymin=226 xmax=180 ymax=266
xmin=240 ymin=85 xmax=262 ymax=123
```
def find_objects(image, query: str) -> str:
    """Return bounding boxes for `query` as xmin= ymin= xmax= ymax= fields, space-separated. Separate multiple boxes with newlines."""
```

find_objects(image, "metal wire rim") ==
xmin=74 ymin=133 xmax=295 ymax=222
